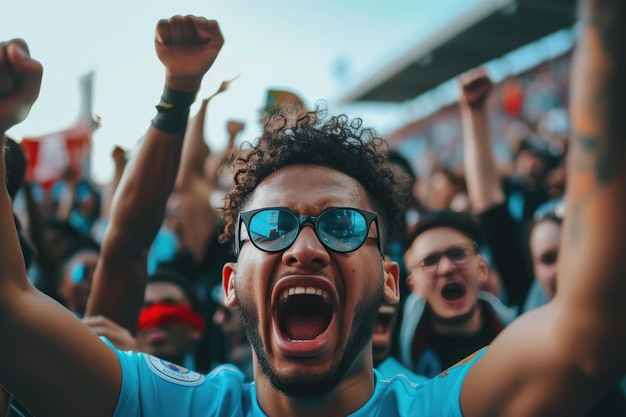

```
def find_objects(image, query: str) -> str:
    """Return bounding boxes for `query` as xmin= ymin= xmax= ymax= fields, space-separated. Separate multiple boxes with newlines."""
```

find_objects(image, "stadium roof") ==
xmin=335 ymin=0 xmax=577 ymax=103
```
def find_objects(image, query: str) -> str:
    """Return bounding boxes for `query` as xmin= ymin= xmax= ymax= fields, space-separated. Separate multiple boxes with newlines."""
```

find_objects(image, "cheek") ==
xmin=415 ymin=276 xmax=434 ymax=295
xmin=344 ymin=253 xmax=383 ymax=286
xmin=233 ymin=278 xmax=255 ymax=306
xmin=233 ymin=251 xmax=276 ymax=288
xmin=545 ymin=264 xmax=559 ymax=281
xmin=534 ymin=265 xmax=553 ymax=286
xmin=232 ymin=263 xmax=269 ymax=315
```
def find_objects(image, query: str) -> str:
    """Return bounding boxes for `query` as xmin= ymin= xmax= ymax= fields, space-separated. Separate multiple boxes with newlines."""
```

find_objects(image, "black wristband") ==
xmin=151 ymin=87 xmax=197 ymax=134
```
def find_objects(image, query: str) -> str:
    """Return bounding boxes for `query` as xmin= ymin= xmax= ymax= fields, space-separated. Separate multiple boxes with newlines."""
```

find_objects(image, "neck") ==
xmin=427 ymin=302 xmax=483 ymax=336
xmin=254 ymin=350 xmax=375 ymax=417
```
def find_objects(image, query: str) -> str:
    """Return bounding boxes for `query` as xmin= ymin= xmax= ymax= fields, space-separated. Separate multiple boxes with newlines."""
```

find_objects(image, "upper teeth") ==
xmin=280 ymin=286 xmax=329 ymax=302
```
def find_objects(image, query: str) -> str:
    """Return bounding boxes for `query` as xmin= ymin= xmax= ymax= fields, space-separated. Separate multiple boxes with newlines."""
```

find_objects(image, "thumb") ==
xmin=6 ymin=41 xmax=43 ymax=104
xmin=7 ymin=41 xmax=43 ymax=82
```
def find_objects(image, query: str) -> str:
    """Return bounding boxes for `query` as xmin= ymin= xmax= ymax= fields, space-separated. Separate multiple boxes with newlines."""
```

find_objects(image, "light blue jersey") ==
xmin=376 ymin=356 xmax=430 ymax=385
xmin=111 ymin=345 xmax=486 ymax=417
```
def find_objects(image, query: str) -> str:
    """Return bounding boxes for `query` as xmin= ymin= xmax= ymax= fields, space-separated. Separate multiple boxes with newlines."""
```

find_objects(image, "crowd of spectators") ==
xmin=3 ymin=11 xmax=626 ymax=415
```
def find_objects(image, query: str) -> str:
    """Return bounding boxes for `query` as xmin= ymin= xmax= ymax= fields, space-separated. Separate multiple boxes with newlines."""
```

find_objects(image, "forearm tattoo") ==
xmin=568 ymin=0 xmax=626 ymax=242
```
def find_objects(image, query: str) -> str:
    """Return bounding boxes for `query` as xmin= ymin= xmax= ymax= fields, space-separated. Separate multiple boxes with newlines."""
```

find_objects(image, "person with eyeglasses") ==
xmin=3 ymin=2 xmax=626 ymax=416
xmin=398 ymin=210 xmax=517 ymax=378
xmin=458 ymin=60 xmax=626 ymax=416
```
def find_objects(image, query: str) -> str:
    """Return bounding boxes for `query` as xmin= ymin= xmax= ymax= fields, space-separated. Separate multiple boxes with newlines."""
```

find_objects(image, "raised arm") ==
xmin=0 ymin=39 xmax=42 ymax=310
xmin=177 ymin=78 xmax=236 ymax=189
xmin=458 ymin=69 xmax=534 ymax=310
xmin=176 ymin=96 xmax=211 ymax=188
xmin=0 ymin=38 xmax=123 ymax=417
xmin=85 ymin=16 xmax=224 ymax=333
xmin=0 ymin=17 xmax=224 ymax=417
xmin=557 ymin=0 xmax=626 ymax=374
xmin=461 ymin=1 xmax=626 ymax=415
xmin=458 ymin=68 xmax=505 ymax=212
xmin=99 ymin=145 xmax=127 ymax=220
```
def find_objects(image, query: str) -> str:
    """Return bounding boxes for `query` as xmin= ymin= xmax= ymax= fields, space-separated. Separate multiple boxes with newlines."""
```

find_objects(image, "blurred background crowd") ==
xmin=6 ymin=0 xmax=605 ymax=398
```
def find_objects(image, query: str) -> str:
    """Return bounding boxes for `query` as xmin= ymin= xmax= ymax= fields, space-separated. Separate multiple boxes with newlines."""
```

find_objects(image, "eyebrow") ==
xmin=418 ymin=243 xmax=470 ymax=258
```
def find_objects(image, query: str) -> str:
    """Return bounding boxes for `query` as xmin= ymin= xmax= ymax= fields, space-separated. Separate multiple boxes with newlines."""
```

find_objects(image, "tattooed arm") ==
xmin=459 ymin=1 xmax=626 ymax=416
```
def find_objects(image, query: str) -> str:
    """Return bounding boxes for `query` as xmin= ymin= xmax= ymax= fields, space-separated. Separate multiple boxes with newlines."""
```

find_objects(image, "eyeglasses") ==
xmin=412 ymin=244 xmax=478 ymax=274
xmin=236 ymin=207 xmax=383 ymax=256
xmin=538 ymin=250 xmax=558 ymax=265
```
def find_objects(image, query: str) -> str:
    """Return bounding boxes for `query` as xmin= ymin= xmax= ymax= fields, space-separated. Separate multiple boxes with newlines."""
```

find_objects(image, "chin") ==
xmin=432 ymin=302 xmax=477 ymax=324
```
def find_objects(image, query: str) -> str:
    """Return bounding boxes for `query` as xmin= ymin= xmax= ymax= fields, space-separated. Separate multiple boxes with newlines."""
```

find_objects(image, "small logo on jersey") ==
xmin=145 ymin=355 xmax=205 ymax=386
xmin=438 ymin=347 xmax=487 ymax=378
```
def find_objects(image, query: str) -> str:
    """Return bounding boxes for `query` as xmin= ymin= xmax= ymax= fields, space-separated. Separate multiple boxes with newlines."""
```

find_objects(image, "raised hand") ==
xmin=0 ymin=38 xmax=42 ymax=132
xmin=83 ymin=315 xmax=138 ymax=352
xmin=227 ymin=120 xmax=245 ymax=137
xmin=458 ymin=67 xmax=493 ymax=110
xmin=154 ymin=15 xmax=224 ymax=92
xmin=111 ymin=145 xmax=127 ymax=168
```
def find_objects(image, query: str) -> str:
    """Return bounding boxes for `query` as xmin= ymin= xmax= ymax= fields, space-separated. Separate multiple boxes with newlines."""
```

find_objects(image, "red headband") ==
xmin=138 ymin=302 xmax=205 ymax=333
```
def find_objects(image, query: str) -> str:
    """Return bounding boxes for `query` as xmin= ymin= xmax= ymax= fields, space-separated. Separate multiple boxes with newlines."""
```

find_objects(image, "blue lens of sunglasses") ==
xmin=239 ymin=207 xmax=379 ymax=254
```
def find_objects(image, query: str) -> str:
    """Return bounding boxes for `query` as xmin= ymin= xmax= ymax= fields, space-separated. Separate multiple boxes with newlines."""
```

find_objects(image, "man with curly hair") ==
xmin=2 ymin=2 xmax=626 ymax=416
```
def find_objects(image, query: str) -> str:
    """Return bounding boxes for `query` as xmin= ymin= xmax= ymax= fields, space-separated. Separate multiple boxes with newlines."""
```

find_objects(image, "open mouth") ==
xmin=272 ymin=279 xmax=338 ymax=357
xmin=144 ymin=328 xmax=170 ymax=346
xmin=277 ymin=287 xmax=333 ymax=341
xmin=441 ymin=282 xmax=466 ymax=301
xmin=372 ymin=304 xmax=395 ymax=347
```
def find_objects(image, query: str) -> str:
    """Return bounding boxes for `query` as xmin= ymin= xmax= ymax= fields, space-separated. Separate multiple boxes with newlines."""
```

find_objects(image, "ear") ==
xmin=477 ymin=256 xmax=489 ymax=285
xmin=382 ymin=260 xmax=400 ymax=304
xmin=222 ymin=262 xmax=238 ymax=307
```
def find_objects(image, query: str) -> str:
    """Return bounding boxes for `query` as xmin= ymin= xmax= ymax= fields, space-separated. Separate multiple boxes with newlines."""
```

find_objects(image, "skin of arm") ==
xmin=0 ymin=17 xmax=223 ymax=417
xmin=85 ymin=16 xmax=224 ymax=333
xmin=460 ymin=1 xmax=626 ymax=415
xmin=0 ymin=38 xmax=122 ymax=417
xmin=169 ymin=94 xmax=220 ymax=263
xmin=457 ymin=68 xmax=505 ymax=213
xmin=100 ymin=146 xmax=127 ymax=220
xmin=177 ymin=97 xmax=211 ymax=188
xmin=82 ymin=315 xmax=138 ymax=352
xmin=180 ymin=77 xmax=238 ymax=192
xmin=459 ymin=69 xmax=534 ymax=310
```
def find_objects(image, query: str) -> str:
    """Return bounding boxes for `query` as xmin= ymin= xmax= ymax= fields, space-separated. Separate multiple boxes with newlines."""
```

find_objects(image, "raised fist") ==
xmin=458 ymin=68 xmax=493 ymax=109
xmin=0 ymin=38 xmax=43 ymax=131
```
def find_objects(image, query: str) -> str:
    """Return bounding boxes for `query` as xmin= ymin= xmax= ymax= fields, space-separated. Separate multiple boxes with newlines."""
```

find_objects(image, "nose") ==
xmin=435 ymin=253 xmax=457 ymax=276
xmin=282 ymin=224 xmax=331 ymax=267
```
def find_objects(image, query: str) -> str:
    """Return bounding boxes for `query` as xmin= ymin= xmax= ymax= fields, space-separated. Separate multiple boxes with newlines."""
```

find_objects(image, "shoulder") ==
xmin=376 ymin=357 xmax=429 ymax=384
xmin=358 ymin=359 xmax=483 ymax=417
xmin=109 ymin=346 xmax=252 ymax=417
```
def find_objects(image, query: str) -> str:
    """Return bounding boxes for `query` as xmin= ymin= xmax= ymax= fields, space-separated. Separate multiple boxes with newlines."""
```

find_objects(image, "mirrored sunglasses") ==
xmin=236 ymin=207 xmax=383 ymax=255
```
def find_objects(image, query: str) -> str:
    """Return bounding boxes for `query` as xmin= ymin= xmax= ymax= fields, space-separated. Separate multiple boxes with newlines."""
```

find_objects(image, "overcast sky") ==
xmin=1 ymin=0 xmax=493 ymax=182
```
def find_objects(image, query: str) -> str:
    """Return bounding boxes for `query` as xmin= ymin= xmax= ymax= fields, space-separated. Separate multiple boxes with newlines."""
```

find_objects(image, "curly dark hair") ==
xmin=218 ymin=107 xmax=409 ymax=254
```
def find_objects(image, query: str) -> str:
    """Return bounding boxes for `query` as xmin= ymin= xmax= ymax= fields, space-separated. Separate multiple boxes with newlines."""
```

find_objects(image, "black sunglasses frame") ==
xmin=235 ymin=207 xmax=383 ymax=256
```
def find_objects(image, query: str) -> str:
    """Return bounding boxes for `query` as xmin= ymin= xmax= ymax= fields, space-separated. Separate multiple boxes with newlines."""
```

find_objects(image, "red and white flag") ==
xmin=21 ymin=121 xmax=93 ymax=192
xmin=19 ymin=71 xmax=97 ymax=192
